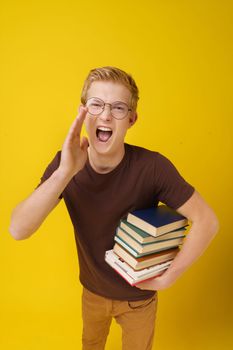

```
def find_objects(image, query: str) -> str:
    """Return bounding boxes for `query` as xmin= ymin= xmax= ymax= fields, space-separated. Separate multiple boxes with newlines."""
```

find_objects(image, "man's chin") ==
xmin=89 ymin=137 xmax=113 ymax=155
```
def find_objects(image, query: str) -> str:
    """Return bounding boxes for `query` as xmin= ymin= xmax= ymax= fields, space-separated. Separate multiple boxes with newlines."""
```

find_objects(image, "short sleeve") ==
xmin=35 ymin=151 xmax=63 ymax=199
xmin=154 ymin=153 xmax=195 ymax=209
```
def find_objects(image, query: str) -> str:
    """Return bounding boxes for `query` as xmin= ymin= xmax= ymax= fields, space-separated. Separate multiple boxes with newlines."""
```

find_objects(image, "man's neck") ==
xmin=88 ymin=145 xmax=125 ymax=174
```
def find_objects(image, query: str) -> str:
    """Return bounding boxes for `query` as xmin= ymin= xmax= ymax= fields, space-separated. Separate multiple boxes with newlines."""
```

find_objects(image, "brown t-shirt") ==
xmin=37 ymin=143 xmax=194 ymax=301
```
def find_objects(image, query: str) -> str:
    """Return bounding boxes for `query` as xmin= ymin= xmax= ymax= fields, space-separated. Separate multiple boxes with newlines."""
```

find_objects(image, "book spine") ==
xmin=115 ymin=236 xmax=180 ymax=257
xmin=105 ymin=252 xmax=169 ymax=286
xmin=117 ymin=228 xmax=185 ymax=253
xmin=106 ymin=250 xmax=171 ymax=280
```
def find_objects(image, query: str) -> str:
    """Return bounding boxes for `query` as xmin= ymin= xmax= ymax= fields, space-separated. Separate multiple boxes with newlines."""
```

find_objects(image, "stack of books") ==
xmin=105 ymin=205 xmax=188 ymax=286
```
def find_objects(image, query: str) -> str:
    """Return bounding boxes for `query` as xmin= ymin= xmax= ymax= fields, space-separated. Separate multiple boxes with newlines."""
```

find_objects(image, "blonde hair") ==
xmin=81 ymin=66 xmax=139 ymax=111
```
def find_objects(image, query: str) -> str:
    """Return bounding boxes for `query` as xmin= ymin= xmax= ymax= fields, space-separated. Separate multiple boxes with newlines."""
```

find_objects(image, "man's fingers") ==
xmin=78 ymin=105 xmax=88 ymax=119
xmin=68 ymin=106 xmax=88 ymax=137
xmin=73 ymin=106 xmax=88 ymax=135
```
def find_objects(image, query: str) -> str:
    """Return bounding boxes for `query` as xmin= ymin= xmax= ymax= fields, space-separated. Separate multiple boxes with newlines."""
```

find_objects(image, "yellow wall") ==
xmin=0 ymin=1 xmax=232 ymax=349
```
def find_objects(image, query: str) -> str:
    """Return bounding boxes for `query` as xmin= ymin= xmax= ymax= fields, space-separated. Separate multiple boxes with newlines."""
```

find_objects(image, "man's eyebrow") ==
xmin=88 ymin=97 xmax=129 ymax=105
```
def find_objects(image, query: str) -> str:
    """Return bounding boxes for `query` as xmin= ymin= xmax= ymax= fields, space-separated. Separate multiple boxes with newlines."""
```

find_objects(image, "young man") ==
xmin=10 ymin=66 xmax=219 ymax=350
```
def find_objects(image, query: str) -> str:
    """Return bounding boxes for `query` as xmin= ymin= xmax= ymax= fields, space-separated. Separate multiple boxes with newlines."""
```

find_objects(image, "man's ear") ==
xmin=129 ymin=112 xmax=138 ymax=127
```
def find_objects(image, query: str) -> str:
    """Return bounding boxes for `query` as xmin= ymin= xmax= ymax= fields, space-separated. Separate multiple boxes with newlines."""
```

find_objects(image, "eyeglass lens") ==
xmin=86 ymin=98 xmax=129 ymax=119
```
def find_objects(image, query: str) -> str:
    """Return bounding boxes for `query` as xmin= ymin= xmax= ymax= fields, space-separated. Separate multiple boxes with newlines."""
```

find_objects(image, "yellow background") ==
xmin=0 ymin=0 xmax=232 ymax=349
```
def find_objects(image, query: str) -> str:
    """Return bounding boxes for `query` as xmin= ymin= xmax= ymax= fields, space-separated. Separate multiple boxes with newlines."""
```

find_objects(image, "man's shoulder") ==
xmin=125 ymin=144 xmax=177 ymax=174
xmin=125 ymin=143 xmax=161 ymax=162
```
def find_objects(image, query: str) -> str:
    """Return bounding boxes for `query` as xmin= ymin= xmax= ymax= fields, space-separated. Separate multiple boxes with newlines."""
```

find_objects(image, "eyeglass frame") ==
xmin=84 ymin=97 xmax=133 ymax=120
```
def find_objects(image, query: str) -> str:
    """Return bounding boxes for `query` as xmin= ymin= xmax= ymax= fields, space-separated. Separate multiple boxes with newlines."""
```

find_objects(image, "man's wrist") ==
xmin=54 ymin=167 xmax=74 ymax=183
xmin=161 ymin=264 xmax=184 ymax=285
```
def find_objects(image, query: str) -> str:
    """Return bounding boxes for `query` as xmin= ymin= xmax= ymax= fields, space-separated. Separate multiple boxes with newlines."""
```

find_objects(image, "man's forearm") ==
xmin=9 ymin=168 xmax=73 ymax=240
xmin=137 ymin=192 xmax=219 ymax=291
xmin=162 ymin=216 xmax=219 ymax=283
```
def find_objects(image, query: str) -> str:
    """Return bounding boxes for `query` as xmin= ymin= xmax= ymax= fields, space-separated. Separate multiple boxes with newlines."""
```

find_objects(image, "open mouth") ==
xmin=96 ymin=127 xmax=113 ymax=142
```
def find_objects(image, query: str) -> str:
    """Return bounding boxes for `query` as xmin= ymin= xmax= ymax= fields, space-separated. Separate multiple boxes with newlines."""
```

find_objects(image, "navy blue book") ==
xmin=127 ymin=205 xmax=188 ymax=237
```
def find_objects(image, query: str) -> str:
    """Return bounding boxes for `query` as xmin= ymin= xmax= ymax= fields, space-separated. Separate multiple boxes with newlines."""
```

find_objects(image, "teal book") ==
xmin=116 ymin=227 xmax=185 ymax=254
xmin=114 ymin=235 xmax=182 ymax=258
xmin=127 ymin=205 xmax=188 ymax=237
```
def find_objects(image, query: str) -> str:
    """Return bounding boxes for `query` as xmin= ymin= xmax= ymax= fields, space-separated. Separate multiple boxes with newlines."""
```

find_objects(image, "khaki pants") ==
xmin=82 ymin=287 xmax=158 ymax=350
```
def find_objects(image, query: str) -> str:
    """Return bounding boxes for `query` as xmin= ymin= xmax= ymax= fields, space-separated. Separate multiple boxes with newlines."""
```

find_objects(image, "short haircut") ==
xmin=81 ymin=66 xmax=139 ymax=112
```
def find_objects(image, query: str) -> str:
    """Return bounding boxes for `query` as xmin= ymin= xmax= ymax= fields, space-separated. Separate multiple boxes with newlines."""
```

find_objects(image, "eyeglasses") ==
xmin=85 ymin=97 xmax=132 ymax=120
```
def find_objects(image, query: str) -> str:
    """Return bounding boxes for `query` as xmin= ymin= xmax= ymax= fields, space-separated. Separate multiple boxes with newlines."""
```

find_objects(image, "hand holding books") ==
xmin=105 ymin=205 xmax=188 ymax=287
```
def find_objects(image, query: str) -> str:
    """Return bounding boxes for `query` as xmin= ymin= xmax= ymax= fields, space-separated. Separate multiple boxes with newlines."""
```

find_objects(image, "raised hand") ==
xmin=59 ymin=106 xmax=89 ymax=177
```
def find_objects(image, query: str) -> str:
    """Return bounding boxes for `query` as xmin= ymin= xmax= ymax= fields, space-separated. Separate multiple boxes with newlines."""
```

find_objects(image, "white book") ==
xmin=105 ymin=249 xmax=171 ymax=286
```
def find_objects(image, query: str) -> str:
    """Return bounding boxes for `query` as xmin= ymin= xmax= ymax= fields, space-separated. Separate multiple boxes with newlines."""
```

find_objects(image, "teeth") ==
xmin=97 ymin=127 xmax=112 ymax=131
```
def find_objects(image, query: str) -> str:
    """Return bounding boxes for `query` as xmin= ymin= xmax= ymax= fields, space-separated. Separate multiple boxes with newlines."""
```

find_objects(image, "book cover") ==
xmin=120 ymin=219 xmax=187 ymax=244
xmin=127 ymin=205 xmax=188 ymax=237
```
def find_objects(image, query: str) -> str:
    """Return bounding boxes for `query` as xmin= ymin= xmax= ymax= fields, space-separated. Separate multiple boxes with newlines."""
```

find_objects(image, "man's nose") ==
xmin=99 ymin=104 xmax=112 ymax=121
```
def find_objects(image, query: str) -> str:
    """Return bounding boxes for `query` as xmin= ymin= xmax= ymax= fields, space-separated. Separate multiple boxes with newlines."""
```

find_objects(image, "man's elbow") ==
xmin=207 ymin=209 xmax=219 ymax=237
xmin=9 ymin=225 xmax=33 ymax=240
xmin=212 ymin=214 xmax=219 ymax=235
